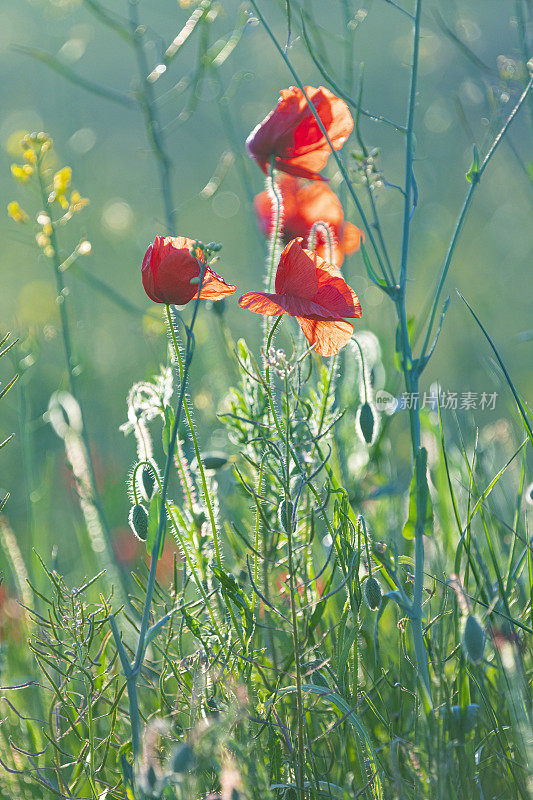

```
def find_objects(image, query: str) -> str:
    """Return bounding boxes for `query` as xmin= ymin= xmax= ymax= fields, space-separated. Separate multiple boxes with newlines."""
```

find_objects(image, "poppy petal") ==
xmin=238 ymin=292 xmax=288 ymax=316
xmin=342 ymin=222 xmax=363 ymax=255
xmin=296 ymin=316 xmax=354 ymax=357
xmin=197 ymin=268 xmax=236 ymax=300
xmin=275 ymin=239 xmax=318 ymax=298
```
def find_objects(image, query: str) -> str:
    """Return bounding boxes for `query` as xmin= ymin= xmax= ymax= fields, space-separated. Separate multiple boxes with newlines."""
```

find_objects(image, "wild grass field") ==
xmin=0 ymin=1 xmax=532 ymax=798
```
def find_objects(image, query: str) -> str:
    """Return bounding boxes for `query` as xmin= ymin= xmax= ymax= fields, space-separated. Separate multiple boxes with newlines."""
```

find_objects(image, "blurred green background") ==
xmin=0 ymin=0 xmax=531 ymax=583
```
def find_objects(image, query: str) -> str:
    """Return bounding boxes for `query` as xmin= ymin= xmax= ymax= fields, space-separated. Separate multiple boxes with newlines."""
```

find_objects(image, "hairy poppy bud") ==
xmin=364 ymin=576 xmax=382 ymax=610
xmin=278 ymin=500 xmax=294 ymax=532
xmin=356 ymin=401 xmax=377 ymax=446
xmin=462 ymin=615 xmax=486 ymax=664
xmin=170 ymin=743 xmax=194 ymax=774
xmin=139 ymin=465 xmax=155 ymax=501
xmin=129 ymin=503 xmax=148 ymax=541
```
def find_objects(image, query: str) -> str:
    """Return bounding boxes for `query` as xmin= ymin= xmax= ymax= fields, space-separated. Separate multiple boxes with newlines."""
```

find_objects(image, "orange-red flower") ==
xmin=142 ymin=236 xmax=236 ymax=305
xmin=239 ymin=239 xmax=362 ymax=357
xmin=246 ymin=86 xmax=353 ymax=180
xmin=254 ymin=174 xmax=363 ymax=266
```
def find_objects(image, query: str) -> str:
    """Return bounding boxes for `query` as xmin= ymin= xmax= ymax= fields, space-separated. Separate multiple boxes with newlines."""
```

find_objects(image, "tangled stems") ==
xmin=110 ymin=284 xmax=205 ymax=768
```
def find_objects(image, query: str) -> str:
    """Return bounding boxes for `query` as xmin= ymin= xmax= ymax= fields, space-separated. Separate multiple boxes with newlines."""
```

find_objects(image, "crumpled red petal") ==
xmin=296 ymin=316 xmax=354 ymax=357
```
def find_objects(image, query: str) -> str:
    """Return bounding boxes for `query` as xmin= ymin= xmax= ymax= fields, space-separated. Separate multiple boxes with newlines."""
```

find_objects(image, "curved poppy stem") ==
xmin=308 ymin=220 xmax=334 ymax=264
xmin=266 ymin=161 xmax=284 ymax=292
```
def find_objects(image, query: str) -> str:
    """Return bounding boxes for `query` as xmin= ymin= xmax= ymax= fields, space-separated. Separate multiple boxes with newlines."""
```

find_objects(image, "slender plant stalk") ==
xmin=128 ymin=0 xmax=176 ymax=233
xmin=35 ymin=153 xmax=115 ymax=568
xmin=166 ymin=305 xmax=222 ymax=568
xmin=283 ymin=373 xmax=306 ymax=800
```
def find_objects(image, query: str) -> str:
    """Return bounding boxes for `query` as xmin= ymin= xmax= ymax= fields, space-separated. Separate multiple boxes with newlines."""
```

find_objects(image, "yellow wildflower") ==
xmin=11 ymin=163 xmax=33 ymax=183
xmin=7 ymin=201 xmax=29 ymax=223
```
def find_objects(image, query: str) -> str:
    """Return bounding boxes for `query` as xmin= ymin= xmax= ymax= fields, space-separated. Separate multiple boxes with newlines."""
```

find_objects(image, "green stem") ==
xmin=267 ymin=161 xmax=283 ymax=292
xmin=166 ymin=305 xmax=222 ymax=568
xmin=419 ymin=78 xmax=532 ymax=365
xmin=283 ymin=374 xmax=305 ymax=799
xmin=128 ymin=0 xmax=176 ymax=233
xmin=36 ymin=155 xmax=116 ymax=572
xmin=395 ymin=0 xmax=431 ymax=698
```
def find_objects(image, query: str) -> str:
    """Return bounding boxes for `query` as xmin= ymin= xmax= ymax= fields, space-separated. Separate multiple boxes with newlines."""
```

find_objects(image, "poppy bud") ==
xmin=278 ymin=500 xmax=294 ymax=532
xmin=364 ymin=576 xmax=382 ymax=610
xmin=129 ymin=504 xmax=148 ymax=541
xmin=356 ymin=401 xmax=377 ymax=446
xmin=170 ymin=743 xmax=194 ymax=774
xmin=139 ymin=465 xmax=155 ymax=501
xmin=462 ymin=615 xmax=486 ymax=664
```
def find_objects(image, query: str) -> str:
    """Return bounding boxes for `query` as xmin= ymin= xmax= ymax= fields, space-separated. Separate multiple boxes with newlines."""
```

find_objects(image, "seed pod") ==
xmin=278 ymin=500 xmax=294 ymax=532
xmin=139 ymin=465 xmax=155 ymax=501
xmin=364 ymin=576 xmax=382 ymax=610
xmin=462 ymin=615 xmax=486 ymax=664
xmin=356 ymin=401 xmax=377 ymax=445
xmin=129 ymin=503 xmax=148 ymax=541
xmin=170 ymin=743 xmax=194 ymax=774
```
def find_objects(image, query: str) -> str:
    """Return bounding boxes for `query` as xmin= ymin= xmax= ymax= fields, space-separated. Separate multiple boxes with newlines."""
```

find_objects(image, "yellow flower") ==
xmin=53 ymin=167 xmax=72 ymax=195
xmin=23 ymin=149 xmax=37 ymax=165
xmin=69 ymin=190 xmax=90 ymax=213
xmin=7 ymin=201 xmax=29 ymax=223
xmin=11 ymin=163 xmax=33 ymax=183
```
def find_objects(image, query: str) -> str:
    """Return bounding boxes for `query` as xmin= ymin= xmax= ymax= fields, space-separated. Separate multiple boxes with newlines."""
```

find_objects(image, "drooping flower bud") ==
xmin=129 ymin=503 xmax=148 ymax=541
xmin=169 ymin=743 xmax=194 ymax=774
xmin=140 ymin=465 xmax=155 ymax=501
xmin=364 ymin=576 xmax=382 ymax=610
xmin=356 ymin=401 xmax=377 ymax=446
xmin=462 ymin=615 xmax=486 ymax=664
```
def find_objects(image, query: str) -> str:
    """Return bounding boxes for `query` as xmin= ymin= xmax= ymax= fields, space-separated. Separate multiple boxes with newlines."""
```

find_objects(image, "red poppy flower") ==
xmin=254 ymin=174 xmax=363 ymax=266
xmin=239 ymin=238 xmax=362 ymax=357
xmin=141 ymin=236 xmax=236 ymax=305
xmin=246 ymin=86 xmax=353 ymax=180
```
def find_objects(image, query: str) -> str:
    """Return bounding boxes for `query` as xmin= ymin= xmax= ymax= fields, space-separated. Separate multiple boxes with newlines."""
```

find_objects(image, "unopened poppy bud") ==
xmin=140 ymin=465 xmax=155 ymax=501
xmin=144 ymin=765 xmax=158 ymax=793
xmin=170 ymin=743 xmax=194 ymax=774
xmin=129 ymin=503 xmax=148 ymax=541
xmin=278 ymin=499 xmax=294 ymax=532
xmin=356 ymin=401 xmax=377 ymax=445
xmin=462 ymin=615 xmax=486 ymax=664
xmin=364 ymin=576 xmax=382 ymax=610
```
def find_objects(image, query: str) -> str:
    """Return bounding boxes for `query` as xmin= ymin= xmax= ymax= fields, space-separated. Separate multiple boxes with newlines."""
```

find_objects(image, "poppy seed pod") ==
xmin=462 ymin=615 xmax=486 ymax=664
xmin=278 ymin=499 xmax=294 ymax=532
xmin=129 ymin=503 xmax=148 ymax=541
xmin=364 ymin=576 xmax=382 ymax=610
xmin=357 ymin=401 xmax=377 ymax=446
